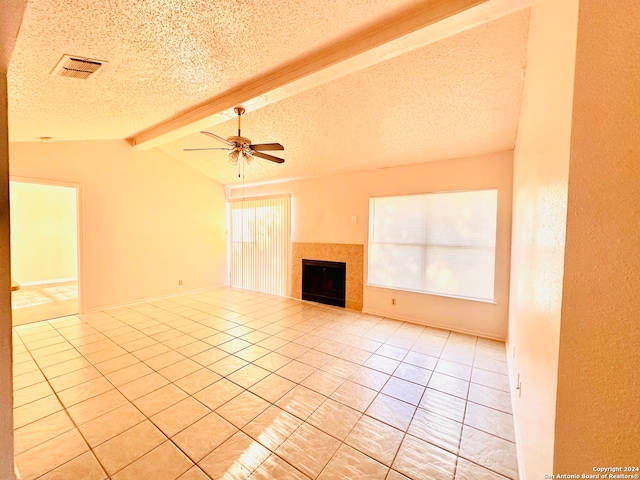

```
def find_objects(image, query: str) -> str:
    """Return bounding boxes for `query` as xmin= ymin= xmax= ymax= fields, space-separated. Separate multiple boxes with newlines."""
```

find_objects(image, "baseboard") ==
xmin=506 ymin=339 xmax=526 ymax=480
xmin=18 ymin=277 xmax=77 ymax=287
xmin=83 ymin=283 xmax=229 ymax=313
xmin=363 ymin=307 xmax=506 ymax=341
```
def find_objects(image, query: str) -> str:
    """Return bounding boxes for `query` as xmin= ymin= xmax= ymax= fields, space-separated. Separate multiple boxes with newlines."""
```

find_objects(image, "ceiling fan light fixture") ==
xmin=188 ymin=106 xmax=285 ymax=166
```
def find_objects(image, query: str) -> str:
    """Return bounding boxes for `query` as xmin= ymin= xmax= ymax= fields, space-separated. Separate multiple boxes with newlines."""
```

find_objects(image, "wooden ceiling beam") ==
xmin=129 ymin=0 xmax=534 ymax=149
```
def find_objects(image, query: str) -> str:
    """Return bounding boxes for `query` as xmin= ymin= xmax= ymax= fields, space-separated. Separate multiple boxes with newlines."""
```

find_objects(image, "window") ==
xmin=368 ymin=189 xmax=498 ymax=302
xmin=229 ymin=194 xmax=291 ymax=296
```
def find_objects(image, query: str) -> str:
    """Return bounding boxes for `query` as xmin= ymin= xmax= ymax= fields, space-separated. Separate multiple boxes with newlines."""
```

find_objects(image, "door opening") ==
xmin=9 ymin=180 xmax=81 ymax=326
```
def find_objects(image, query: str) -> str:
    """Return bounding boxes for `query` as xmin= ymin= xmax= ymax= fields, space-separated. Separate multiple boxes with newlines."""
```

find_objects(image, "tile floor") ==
xmin=12 ymin=287 xmax=518 ymax=480
xmin=12 ymin=281 xmax=79 ymax=326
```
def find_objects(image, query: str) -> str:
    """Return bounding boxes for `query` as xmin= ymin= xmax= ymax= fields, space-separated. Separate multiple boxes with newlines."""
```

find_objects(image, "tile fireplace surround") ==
xmin=291 ymin=243 xmax=363 ymax=311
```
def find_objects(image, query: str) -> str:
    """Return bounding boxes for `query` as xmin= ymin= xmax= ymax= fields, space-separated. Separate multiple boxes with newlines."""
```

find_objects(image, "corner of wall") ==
xmin=505 ymin=338 xmax=526 ymax=480
xmin=508 ymin=0 xmax=579 ymax=477
xmin=553 ymin=0 xmax=640 ymax=470
xmin=0 ymin=70 xmax=16 ymax=480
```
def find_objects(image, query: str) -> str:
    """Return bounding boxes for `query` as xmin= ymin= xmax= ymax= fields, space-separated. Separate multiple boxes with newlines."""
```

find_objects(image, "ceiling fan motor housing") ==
xmin=186 ymin=106 xmax=285 ymax=163
xmin=227 ymin=135 xmax=251 ymax=146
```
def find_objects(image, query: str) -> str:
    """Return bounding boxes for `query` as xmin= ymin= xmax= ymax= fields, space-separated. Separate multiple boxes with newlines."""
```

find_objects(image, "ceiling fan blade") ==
xmin=250 ymin=143 xmax=284 ymax=151
xmin=201 ymin=131 xmax=234 ymax=146
xmin=183 ymin=147 xmax=231 ymax=151
xmin=251 ymin=151 xmax=285 ymax=164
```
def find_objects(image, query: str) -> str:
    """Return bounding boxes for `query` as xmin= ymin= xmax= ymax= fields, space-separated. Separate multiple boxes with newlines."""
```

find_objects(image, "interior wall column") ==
xmin=554 ymin=0 xmax=640 ymax=469
xmin=0 ymin=72 xmax=15 ymax=480
xmin=1 ymin=1 xmax=29 ymax=477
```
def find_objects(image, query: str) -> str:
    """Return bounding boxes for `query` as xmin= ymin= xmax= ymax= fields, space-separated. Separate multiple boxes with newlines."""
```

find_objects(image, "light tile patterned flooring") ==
xmin=12 ymin=281 xmax=79 ymax=326
xmin=12 ymin=287 xmax=518 ymax=480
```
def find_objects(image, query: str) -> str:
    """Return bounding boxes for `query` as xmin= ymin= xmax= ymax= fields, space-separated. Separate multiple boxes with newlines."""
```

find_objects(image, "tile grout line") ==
xmin=452 ymin=333 xmax=477 ymax=479
xmin=15 ymin=321 xmax=117 ymax=479
xmin=13 ymin=287 xmax=517 ymax=480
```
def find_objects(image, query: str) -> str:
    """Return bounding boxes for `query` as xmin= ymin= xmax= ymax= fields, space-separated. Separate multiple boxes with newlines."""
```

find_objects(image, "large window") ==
xmin=368 ymin=189 xmax=498 ymax=302
xmin=229 ymin=194 xmax=291 ymax=296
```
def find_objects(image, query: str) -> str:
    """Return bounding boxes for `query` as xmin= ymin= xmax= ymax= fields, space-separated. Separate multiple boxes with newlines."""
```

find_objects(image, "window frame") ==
xmin=367 ymin=188 xmax=499 ymax=303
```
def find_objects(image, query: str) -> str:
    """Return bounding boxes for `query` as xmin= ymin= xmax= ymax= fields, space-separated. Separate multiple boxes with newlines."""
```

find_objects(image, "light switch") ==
xmin=351 ymin=216 xmax=357 ymax=224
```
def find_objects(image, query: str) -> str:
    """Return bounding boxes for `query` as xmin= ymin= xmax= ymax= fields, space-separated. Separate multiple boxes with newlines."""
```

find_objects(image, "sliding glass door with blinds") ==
xmin=229 ymin=194 xmax=291 ymax=296
xmin=368 ymin=189 xmax=498 ymax=302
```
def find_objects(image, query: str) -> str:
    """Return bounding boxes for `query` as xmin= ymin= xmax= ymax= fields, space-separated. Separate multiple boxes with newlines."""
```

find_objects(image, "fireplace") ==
xmin=292 ymin=243 xmax=363 ymax=310
xmin=302 ymin=259 xmax=346 ymax=308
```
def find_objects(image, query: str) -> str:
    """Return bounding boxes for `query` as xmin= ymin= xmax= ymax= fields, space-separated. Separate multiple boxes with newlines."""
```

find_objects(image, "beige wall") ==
xmin=10 ymin=140 xmax=228 ymax=311
xmin=554 ymin=0 xmax=640 ymax=470
xmin=230 ymin=151 xmax=513 ymax=339
xmin=0 ymin=74 xmax=15 ymax=480
xmin=1 ymin=1 xmax=28 ymax=477
xmin=10 ymin=181 xmax=78 ymax=284
xmin=510 ymin=0 xmax=640 ymax=475
xmin=507 ymin=0 xmax=578 ymax=477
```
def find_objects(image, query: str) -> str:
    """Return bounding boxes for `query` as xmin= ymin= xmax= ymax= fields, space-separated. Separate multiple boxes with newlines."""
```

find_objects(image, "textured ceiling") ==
xmin=159 ymin=9 xmax=531 ymax=185
xmin=7 ymin=0 xmax=531 ymax=186
xmin=8 ymin=0 xmax=420 ymax=141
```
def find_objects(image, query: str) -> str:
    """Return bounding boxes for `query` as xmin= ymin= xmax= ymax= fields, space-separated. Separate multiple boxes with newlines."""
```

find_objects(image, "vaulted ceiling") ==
xmin=8 ymin=0 xmax=532 ymax=185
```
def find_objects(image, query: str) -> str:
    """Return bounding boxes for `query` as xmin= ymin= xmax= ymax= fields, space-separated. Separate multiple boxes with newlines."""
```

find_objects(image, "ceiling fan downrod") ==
xmin=185 ymin=105 xmax=285 ymax=164
xmin=234 ymin=106 xmax=245 ymax=137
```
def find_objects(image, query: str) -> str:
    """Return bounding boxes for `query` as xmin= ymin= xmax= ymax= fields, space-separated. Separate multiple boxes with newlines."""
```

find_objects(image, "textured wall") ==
xmin=554 ymin=0 xmax=640 ymax=470
xmin=0 ymin=2 xmax=28 ymax=477
xmin=0 ymin=0 xmax=27 ymax=71
xmin=507 ymin=0 xmax=579 ymax=477
xmin=9 ymin=141 xmax=228 ymax=311
xmin=0 ymin=73 xmax=15 ymax=480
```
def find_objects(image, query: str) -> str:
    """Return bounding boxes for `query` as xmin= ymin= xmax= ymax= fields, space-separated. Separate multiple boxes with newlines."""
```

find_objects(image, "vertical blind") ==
xmin=368 ymin=189 xmax=498 ymax=302
xmin=229 ymin=194 xmax=291 ymax=296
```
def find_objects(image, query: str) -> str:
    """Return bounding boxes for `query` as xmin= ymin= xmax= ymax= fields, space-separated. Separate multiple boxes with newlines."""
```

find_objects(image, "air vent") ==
xmin=51 ymin=54 xmax=106 ymax=79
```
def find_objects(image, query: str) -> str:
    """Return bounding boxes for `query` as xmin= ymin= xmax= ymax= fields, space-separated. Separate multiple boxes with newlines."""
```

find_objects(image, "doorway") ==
xmin=9 ymin=179 xmax=81 ymax=326
xmin=229 ymin=194 xmax=291 ymax=296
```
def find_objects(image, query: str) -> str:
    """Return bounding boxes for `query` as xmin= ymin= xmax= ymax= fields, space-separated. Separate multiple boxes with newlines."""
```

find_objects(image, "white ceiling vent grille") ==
xmin=51 ymin=55 xmax=106 ymax=79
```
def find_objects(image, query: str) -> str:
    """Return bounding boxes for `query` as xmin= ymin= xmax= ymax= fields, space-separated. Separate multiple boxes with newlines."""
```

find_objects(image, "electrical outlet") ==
xmin=391 ymin=298 xmax=396 ymax=306
xmin=512 ymin=346 xmax=516 ymax=358
xmin=178 ymin=280 xmax=183 ymax=286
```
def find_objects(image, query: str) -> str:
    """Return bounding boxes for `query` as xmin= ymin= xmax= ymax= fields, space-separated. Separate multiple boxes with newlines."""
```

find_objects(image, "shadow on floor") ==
xmin=11 ymin=281 xmax=78 ymax=326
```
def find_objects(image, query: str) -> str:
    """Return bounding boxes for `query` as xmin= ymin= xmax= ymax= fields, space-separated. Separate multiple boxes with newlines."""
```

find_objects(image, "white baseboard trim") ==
xmin=18 ymin=277 xmax=77 ymax=287
xmin=363 ymin=307 xmax=506 ymax=341
xmin=506 ymin=339 xmax=526 ymax=480
xmin=82 ymin=283 xmax=229 ymax=313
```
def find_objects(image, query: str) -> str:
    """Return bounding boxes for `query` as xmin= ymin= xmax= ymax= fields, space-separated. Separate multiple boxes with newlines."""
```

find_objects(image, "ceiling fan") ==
xmin=184 ymin=107 xmax=284 ymax=164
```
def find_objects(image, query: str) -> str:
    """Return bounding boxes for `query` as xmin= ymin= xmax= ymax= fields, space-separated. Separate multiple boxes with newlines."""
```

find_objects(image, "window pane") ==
xmin=369 ymin=243 xmax=424 ymax=291
xmin=424 ymin=246 xmax=495 ymax=300
xmin=371 ymin=195 xmax=426 ymax=244
xmin=368 ymin=189 xmax=497 ymax=302
xmin=424 ymin=190 xmax=497 ymax=247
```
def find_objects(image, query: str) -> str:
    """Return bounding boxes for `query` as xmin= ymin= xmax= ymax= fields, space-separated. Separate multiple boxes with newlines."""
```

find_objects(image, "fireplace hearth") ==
xmin=302 ymin=259 xmax=346 ymax=308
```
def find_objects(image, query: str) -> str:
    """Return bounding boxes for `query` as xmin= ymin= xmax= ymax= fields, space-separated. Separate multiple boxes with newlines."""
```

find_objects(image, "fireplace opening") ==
xmin=302 ymin=259 xmax=346 ymax=308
